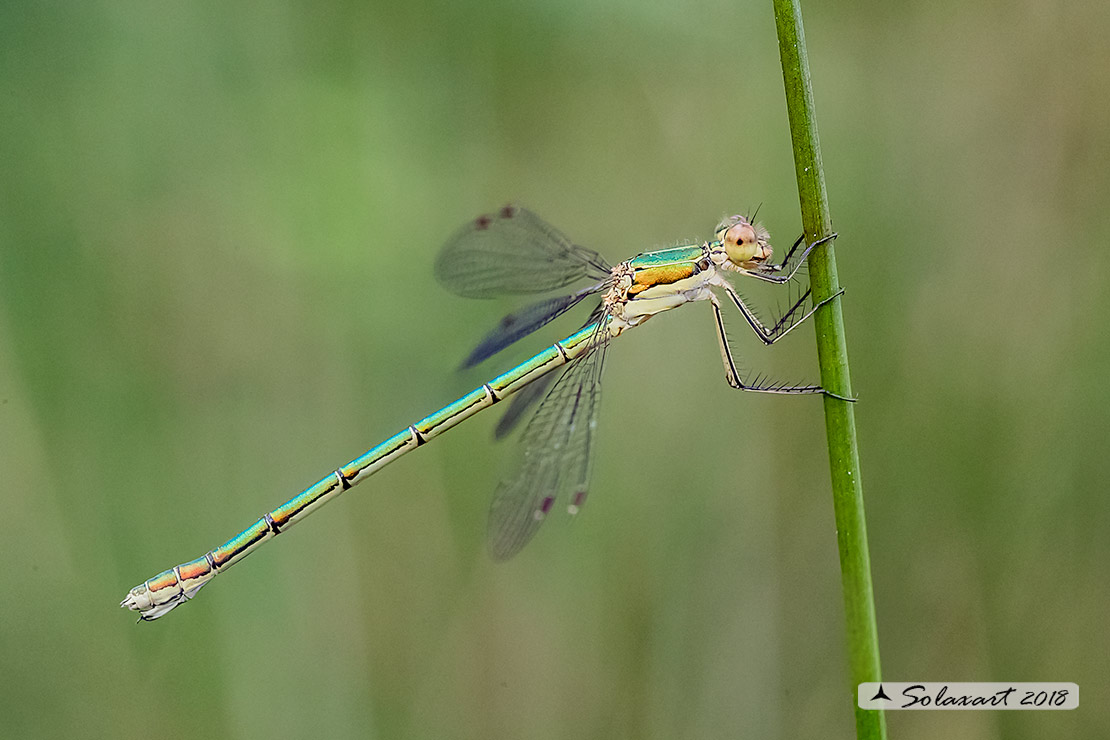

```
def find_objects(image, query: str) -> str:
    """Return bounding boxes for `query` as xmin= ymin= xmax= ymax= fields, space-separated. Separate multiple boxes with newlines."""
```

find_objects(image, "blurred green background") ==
xmin=2 ymin=1 xmax=1107 ymax=738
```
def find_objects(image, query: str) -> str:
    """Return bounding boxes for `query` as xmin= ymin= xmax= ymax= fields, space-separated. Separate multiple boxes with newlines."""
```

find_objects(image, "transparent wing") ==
xmin=436 ymin=205 xmax=612 ymax=298
xmin=493 ymin=369 xmax=557 ymax=440
xmin=490 ymin=303 xmax=607 ymax=438
xmin=487 ymin=322 xmax=610 ymax=560
xmin=461 ymin=290 xmax=604 ymax=369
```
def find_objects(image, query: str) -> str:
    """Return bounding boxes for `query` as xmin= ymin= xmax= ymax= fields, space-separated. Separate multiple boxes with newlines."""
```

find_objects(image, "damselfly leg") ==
xmin=709 ymin=294 xmax=824 ymax=396
xmin=741 ymin=232 xmax=838 ymax=285
xmin=714 ymin=277 xmax=845 ymax=346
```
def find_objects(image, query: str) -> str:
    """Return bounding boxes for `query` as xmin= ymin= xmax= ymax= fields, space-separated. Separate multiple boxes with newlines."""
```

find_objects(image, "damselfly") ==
xmin=122 ymin=205 xmax=845 ymax=620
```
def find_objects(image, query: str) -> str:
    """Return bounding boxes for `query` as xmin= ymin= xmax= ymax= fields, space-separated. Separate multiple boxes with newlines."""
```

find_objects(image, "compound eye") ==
xmin=724 ymin=222 xmax=760 ymax=263
xmin=726 ymin=223 xmax=755 ymax=247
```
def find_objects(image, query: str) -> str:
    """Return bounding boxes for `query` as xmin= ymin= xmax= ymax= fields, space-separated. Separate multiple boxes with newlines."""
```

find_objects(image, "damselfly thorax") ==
xmin=608 ymin=217 xmax=775 ymax=329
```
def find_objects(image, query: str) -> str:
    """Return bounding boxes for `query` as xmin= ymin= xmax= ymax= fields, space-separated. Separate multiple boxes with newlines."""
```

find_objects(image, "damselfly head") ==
xmin=716 ymin=215 xmax=772 ymax=269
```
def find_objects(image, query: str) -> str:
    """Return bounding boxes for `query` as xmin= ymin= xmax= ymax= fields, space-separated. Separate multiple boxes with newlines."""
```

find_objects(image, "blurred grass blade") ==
xmin=772 ymin=1 xmax=887 ymax=738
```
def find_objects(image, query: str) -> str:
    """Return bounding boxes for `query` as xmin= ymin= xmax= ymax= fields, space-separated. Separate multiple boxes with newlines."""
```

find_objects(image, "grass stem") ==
xmin=772 ymin=2 xmax=887 ymax=737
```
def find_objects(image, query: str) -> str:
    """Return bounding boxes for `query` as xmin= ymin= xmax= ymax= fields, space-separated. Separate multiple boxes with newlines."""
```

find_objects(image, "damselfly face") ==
xmin=715 ymin=215 xmax=772 ymax=269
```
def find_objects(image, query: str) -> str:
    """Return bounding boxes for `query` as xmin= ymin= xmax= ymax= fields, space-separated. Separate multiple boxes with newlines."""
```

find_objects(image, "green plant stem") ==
xmin=772 ymin=1 xmax=887 ymax=738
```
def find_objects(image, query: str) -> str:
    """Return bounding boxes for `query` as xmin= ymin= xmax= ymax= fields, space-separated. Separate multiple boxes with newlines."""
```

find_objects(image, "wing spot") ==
xmin=534 ymin=494 xmax=555 ymax=520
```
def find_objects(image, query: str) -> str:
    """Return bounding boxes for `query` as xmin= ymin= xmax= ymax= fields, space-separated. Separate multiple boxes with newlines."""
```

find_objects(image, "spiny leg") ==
xmin=709 ymin=294 xmax=825 ymax=396
xmin=774 ymin=232 xmax=807 ymax=272
xmin=743 ymin=232 xmax=837 ymax=285
xmin=712 ymin=275 xmax=843 ymax=346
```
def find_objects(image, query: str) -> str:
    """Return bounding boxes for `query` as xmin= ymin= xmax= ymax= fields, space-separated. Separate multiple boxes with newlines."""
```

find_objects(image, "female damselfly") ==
xmin=121 ymin=205 xmax=845 ymax=620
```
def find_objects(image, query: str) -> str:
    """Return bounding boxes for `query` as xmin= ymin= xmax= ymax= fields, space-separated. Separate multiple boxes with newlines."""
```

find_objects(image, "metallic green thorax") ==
xmin=625 ymin=244 xmax=709 ymax=297
xmin=627 ymin=244 xmax=705 ymax=269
